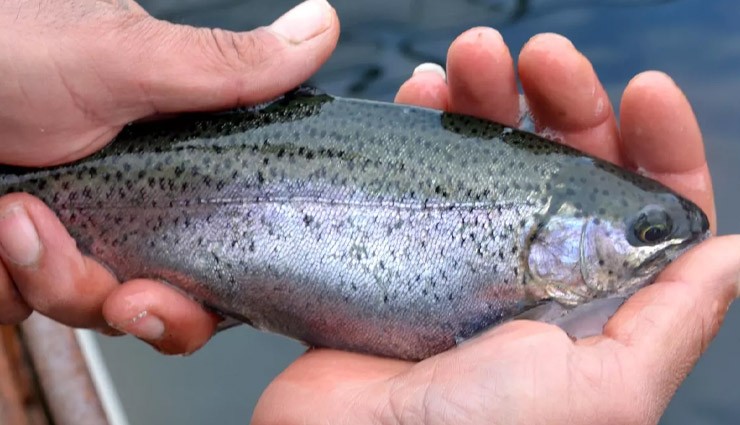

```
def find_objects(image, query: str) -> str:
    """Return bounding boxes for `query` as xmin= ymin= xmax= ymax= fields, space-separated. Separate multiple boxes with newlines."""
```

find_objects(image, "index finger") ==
xmin=619 ymin=71 xmax=716 ymax=230
xmin=518 ymin=34 xmax=623 ymax=165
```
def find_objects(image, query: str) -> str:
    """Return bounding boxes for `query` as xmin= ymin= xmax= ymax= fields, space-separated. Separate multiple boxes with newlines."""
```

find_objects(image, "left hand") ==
xmin=0 ymin=0 xmax=339 ymax=354
xmin=250 ymin=28 xmax=740 ymax=425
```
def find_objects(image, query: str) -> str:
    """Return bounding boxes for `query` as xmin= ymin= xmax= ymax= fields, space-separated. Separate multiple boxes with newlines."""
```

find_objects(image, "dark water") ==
xmin=95 ymin=0 xmax=740 ymax=423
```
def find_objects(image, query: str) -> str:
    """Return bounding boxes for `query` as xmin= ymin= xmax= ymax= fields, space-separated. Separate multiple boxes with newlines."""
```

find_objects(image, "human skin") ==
xmin=0 ymin=0 xmax=340 ymax=350
xmin=252 ymin=30 xmax=739 ymax=425
xmin=0 ymin=1 xmax=738 ymax=423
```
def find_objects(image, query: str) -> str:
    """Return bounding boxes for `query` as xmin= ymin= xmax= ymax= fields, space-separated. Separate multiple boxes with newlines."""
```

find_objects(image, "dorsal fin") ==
xmin=234 ymin=84 xmax=329 ymax=114
xmin=284 ymin=84 xmax=326 ymax=98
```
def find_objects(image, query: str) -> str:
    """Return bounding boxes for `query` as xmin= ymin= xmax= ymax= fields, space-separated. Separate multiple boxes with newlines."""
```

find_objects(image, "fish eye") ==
xmin=638 ymin=223 xmax=670 ymax=243
xmin=631 ymin=207 xmax=674 ymax=245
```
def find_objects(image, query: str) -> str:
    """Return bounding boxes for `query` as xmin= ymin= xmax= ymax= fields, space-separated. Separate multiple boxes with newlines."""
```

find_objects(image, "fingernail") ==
xmin=268 ymin=0 xmax=333 ymax=44
xmin=413 ymin=62 xmax=447 ymax=81
xmin=527 ymin=32 xmax=575 ymax=49
xmin=0 ymin=205 xmax=41 ymax=266
xmin=112 ymin=311 xmax=165 ymax=341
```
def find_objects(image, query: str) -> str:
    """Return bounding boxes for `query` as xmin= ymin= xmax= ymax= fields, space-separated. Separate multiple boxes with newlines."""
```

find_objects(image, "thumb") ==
xmin=112 ymin=0 xmax=339 ymax=120
xmin=600 ymin=235 xmax=740 ymax=404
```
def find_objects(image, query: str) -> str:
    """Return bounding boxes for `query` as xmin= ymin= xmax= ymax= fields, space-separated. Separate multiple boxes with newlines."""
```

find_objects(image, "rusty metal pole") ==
xmin=0 ymin=325 xmax=49 ymax=425
xmin=0 ymin=326 xmax=31 ymax=425
xmin=20 ymin=314 xmax=111 ymax=425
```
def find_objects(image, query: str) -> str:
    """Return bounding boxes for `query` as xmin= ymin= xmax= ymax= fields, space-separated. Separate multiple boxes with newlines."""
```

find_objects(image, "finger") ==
xmin=518 ymin=33 xmax=622 ymax=164
xmin=446 ymin=27 xmax=520 ymax=126
xmin=0 ymin=263 xmax=31 ymax=324
xmin=103 ymin=279 xmax=219 ymax=355
xmin=394 ymin=63 xmax=449 ymax=110
xmin=115 ymin=0 xmax=340 ymax=119
xmin=619 ymin=71 xmax=716 ymax=229
xmin=6 ymin=0 xmax=340 ymax=167
xmin=0 ymin=194 xmax=119 ymax=330
xmin=599 ymin=236 xmax=740 ymax=401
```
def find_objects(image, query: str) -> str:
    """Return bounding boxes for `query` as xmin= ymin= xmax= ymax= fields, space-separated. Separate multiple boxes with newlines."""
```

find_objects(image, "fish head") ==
xmin=577 ymin=195 xmax=709 ymax=295
xmin=525 ymin=163 xmax=710 ymax=306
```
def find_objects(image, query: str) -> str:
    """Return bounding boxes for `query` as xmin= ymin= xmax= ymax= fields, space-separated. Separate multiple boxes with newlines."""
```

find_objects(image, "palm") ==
xmin=251 ymin=30 xmax=739 ymax=425
xmin=2 ymin=5 xmax=738 ymax=421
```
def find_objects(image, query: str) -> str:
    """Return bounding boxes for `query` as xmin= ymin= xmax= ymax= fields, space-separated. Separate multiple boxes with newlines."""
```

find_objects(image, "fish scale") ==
xmin=0 ymin=87 xmax=708 ymax=359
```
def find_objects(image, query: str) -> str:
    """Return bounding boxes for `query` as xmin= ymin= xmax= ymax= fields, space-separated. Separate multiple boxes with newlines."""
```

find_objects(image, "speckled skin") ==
xmin=0 ymin=88 xmax=708 ymax=359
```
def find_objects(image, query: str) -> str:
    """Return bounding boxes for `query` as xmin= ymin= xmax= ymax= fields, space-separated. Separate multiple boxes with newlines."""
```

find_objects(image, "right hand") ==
xmin=251 ymin=29 xmax=739 ymax=425
xmin=0 ymin=0 xmax=339 ymax=354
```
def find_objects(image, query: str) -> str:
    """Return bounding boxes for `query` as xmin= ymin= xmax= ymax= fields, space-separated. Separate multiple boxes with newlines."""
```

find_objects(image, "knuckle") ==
xmin=199 ymin=27 xmax=282 ymax=73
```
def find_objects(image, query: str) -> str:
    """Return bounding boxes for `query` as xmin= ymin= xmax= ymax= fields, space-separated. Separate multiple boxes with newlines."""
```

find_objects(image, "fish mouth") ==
xmin=578 ymin=218 xmax=590 ymax=293
xmin=623 ymin=229 xmax=712 ymax=295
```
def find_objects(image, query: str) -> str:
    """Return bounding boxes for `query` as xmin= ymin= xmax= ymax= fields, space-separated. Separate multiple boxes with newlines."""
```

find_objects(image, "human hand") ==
xmin=251 ymin=29 xmax=740 ymax=425
xmin=0 ymin=0 xmax=339 ymax=353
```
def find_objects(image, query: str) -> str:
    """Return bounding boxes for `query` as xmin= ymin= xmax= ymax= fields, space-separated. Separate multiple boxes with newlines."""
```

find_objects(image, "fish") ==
xmin=0 ymin=87 xmax=710 ymax=360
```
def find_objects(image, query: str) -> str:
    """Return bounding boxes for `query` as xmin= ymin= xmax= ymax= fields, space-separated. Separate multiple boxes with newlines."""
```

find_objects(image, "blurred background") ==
xmin=94 ymin=0 xmax=740 ymax=423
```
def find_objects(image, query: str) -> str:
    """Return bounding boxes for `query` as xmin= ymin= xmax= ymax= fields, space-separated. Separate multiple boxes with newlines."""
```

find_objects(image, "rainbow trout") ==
xmin=0 ymin=87 xmax=709 ymax=360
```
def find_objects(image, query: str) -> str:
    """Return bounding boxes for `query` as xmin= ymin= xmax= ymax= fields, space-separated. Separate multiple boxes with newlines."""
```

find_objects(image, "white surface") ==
xmin=75 ymin=330 xmax=130 ymax=425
